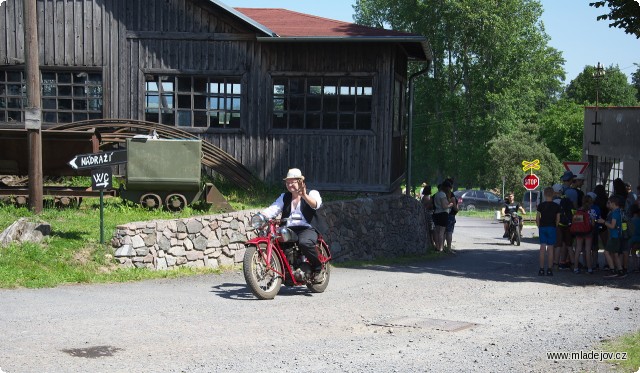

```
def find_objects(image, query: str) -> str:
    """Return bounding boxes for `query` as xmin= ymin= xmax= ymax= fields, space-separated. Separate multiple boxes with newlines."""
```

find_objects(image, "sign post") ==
xmin=522 ymin=159 xmax=541 ymax=213
xmin=69 ymin=150 xmax=124 ymax=244
xmin=91 ymin=168 xmax=113 ymax=244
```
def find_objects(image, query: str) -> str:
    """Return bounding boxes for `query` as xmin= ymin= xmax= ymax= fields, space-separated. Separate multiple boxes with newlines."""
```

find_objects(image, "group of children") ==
xmin=536 ymin=178 xmax=640 ymax=278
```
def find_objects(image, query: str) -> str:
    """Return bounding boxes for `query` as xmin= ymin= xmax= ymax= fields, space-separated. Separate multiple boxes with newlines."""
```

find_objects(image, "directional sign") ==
xmin=91 ymin=168 xmax=112 ymax=190
xmin=522 ymin=159 xmax=541 ymax=172
xmin=68 ymin=150 xmax=127 ymax=170
xmin=523 ymin=174 xmax=540 ymax=191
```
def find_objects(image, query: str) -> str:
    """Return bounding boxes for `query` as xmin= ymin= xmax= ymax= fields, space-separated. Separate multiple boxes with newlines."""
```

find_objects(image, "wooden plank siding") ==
xmin=0 ymin=0 xmax=415 ymax=192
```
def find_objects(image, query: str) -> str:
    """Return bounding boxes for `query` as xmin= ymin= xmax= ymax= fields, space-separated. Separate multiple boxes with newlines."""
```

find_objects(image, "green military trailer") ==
xmin=118 ymin=137 xmax=230 ymax=211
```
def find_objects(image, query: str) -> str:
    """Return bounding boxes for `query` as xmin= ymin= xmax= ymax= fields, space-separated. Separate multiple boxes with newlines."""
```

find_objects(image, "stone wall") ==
xmin=111 ymin=194 xmax=428 ymax=269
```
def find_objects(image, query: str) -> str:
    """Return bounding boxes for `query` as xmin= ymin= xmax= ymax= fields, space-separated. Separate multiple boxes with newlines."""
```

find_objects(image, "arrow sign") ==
xmin=68 ymin=150 xmax=127 ymax=170
xmin=91 ymin=168 xmax=112 ymax=190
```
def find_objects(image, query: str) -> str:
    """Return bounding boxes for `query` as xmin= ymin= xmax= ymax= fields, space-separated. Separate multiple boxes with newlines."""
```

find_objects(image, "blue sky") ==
xmin=224 ymin=0 xmax=639 ymax=84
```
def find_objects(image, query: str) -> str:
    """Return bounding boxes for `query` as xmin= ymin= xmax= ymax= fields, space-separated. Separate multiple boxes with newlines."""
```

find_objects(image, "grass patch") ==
xmin=602 ymin=331 xmax=640 ymax=372
xmin=457 ymin=210 xmax=496 ymax=219
xmin=0 ymin=198 xmax=229 ymax=288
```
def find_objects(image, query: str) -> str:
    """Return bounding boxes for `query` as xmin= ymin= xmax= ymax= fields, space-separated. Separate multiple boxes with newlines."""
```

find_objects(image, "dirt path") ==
xmin=0 ymin=217 xmax=638 ymax=372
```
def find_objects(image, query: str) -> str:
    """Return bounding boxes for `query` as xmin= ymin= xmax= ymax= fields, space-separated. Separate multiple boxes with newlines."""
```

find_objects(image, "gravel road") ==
xmin=1 ymin=216 xmax=638 ymax=373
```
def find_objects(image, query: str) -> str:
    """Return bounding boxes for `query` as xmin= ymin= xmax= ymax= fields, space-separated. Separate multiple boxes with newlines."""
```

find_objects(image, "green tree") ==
xmin=632 ymin=64 xmax=640 ymax=101
xmin=354 ymin=0 xmax=565 ymax=187
xmin=564 ymin=64 xmax=638 ymax=106
xmin=485 ymin=124 xmax=563 ymax=198
xmin=590 ymin=0 xmax=640 ymax=38
xmin=538 ymin=99 xmax=584 ymax=163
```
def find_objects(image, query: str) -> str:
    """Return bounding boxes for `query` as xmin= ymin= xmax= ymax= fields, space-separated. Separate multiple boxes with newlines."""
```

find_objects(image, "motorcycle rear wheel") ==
xmin=307 ymin=243 xmax=331 ymax=293
xmin=243 ymin=244 xmax=282 ymax=300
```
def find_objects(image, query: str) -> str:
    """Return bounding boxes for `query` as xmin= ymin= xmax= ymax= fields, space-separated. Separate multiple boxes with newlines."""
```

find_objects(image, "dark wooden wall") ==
xmin=0 ymin=0 xmax=409 ymax=192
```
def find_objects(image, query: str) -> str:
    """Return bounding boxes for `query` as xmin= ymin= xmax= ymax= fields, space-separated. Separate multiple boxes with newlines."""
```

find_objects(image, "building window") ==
xmin=0 ymin=69 xmax=103 ymax=124
xmin=144 ymin=75 xmax=241 ymax=128
xmin=0 ymin=70 xmax=27 ymax=123
xmin=272 ymin=77 xmax=373 ymax=130
xmin=590 ymin=155 xmax=623 ymax=194
xmin=41 ymin=71 xmax=103 ymax=124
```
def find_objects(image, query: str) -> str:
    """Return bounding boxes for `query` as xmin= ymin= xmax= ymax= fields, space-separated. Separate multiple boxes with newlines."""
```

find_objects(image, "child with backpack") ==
xmin=572 ymin=194 xmax=594 ymax=274
xmin=552 ymin=184 xmax=574 ymax=270
xmin=597 ymin=196 xmax=627 ymax=278
xmin=586 ymin=191 xmax=602 ymax=271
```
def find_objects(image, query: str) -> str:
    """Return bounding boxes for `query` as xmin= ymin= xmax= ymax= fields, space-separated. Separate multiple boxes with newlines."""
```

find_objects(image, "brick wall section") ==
xmin=111 ymin=194 xmax=427 ymax=269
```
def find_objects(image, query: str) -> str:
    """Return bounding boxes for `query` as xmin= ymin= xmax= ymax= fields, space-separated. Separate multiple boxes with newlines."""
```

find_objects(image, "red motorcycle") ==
xmin=243 ymin=213 xmax=332 ymax=300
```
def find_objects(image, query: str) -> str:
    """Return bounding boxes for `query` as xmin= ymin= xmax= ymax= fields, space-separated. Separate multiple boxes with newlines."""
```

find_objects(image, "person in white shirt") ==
xmin=262 ymin=168 xmax=323 ymax=278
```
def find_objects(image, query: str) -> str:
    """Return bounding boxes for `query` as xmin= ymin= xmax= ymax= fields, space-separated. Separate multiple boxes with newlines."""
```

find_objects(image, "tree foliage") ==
xmin=632 ymin=64 xmax=640 ymax=101
xmin=486 ymin=124 xmax=563 ymax=198
xmin=353 ymin=0 xmax=565 ymax=188
xmin=538 ymin=99 xmax=585 ymax=163
xmin=590 ymin=0 xmax=640 ymax=38
xmin=564 ymin=64 xmax=638 ymax=106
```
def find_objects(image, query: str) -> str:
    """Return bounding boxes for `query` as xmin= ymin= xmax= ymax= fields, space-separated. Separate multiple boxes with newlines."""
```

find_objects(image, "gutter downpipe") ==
xmin=406 ymin=63 xmax=431 ymax=196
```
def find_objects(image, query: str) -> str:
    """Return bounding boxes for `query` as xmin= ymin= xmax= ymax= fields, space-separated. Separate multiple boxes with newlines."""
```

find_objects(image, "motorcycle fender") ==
xmin=245 ymin=239 xmax=287 ymax=274
xmin=245 ymin=237 xmax=269 ymax=246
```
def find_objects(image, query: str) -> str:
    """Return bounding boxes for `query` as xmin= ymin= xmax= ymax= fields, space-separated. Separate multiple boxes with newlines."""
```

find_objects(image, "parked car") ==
xmin=522 ymin=190 xmax=542 ymax=214
xmin=457 ymin=190 xmax=504 ymax=211
xmin=453 ymin=190 xmax=467 ymax=199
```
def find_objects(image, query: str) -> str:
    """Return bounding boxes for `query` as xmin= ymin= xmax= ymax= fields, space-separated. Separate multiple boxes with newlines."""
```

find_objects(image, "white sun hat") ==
xmin=283 ymin=168 xmax=305 ymax=180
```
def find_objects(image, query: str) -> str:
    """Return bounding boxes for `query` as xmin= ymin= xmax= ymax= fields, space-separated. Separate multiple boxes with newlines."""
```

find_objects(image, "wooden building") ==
xmin=0 ymin=0 xmax=431 ymax=192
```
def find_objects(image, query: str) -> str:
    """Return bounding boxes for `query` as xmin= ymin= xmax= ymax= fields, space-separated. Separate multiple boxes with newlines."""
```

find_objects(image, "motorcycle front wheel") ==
xmin=243 ymin=244 xmax=283 ymax=300
xmin=514 ymin=229 xmax=521 ymax=246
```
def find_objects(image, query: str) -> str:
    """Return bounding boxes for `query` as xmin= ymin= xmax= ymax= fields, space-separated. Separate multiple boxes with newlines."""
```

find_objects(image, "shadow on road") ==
xmin=210 ymin=282 xmax=317 ymax=300
xmin=210 ymin=282 xmax=257 ymax=300
xmin=338 ymin=249 xmax=639 ymax=290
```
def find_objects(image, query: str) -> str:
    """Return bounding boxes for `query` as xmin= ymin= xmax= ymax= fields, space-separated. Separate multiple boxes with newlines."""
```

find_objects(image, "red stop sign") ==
xmin=523 ymin=174 xmax=540 ymax=190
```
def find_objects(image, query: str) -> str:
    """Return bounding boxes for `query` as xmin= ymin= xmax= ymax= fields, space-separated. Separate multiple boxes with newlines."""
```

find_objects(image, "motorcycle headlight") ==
xmin=250 ymin=213 xmax=267 ymax=229
xmin=277 ymin=227 xmax=299 ymax=243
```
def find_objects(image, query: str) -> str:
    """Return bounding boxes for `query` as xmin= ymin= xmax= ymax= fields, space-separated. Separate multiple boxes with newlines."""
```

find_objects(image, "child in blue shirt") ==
xmin=597 ymin=196 xmax=626 ymax=278
xmin=586 ymin=191 xmax=601 ymax=271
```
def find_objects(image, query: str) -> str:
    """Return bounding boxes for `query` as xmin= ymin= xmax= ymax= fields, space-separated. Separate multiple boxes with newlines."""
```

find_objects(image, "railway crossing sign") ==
xmin=521 ymin=159 xmax=540 ymax=172
xmin=68 ymin=150 xmax=127 ymax=170
xmin=523 ymin=174 xmax=540 ymax=191
xmin=91 ymin=168 xmax=112 ymax=190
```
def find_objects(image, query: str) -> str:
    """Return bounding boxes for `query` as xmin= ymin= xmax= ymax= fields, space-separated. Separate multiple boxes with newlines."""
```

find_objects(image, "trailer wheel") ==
xmin=165 ymin=193 xmax=188 ymax=212
xmin=140 ymin=193 xmax=162 ymax=209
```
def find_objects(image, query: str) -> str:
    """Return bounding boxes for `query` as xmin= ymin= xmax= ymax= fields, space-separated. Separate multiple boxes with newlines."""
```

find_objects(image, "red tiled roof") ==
xmin=235 ymin=8 xmax=417 ymax=38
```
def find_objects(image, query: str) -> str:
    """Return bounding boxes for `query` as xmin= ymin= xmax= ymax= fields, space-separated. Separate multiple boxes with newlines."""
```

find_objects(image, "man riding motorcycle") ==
xmin=261 ymin=168 xmax=324 ymax=282
xmin=502 ymin=192 xmax=526 ymax=238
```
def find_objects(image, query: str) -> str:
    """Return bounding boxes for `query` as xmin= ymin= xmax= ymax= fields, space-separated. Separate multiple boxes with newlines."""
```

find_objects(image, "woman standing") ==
xmin=433 ymin=181 xmax=453 ymax=252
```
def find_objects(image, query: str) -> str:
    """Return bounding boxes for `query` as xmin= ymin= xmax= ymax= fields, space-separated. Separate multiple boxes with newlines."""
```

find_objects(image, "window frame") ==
xmin=0 ymin=67 xmax=103 ymax=125
xmin=269 ymin=74 xmax=375 ymax=133
xmin=143 ymin=73 xmax=243 ymax=131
